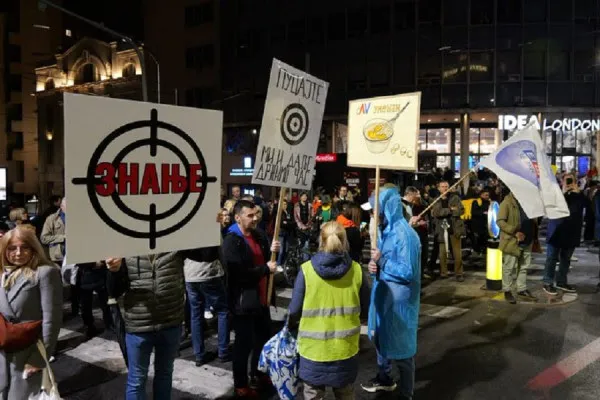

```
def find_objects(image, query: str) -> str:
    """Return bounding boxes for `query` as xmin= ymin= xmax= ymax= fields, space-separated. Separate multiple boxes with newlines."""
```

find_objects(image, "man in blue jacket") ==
xmin=361 ymin=185 xmax=421 ymax=399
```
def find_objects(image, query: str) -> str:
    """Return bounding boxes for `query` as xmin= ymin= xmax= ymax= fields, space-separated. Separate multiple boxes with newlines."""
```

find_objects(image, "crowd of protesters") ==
xmin=0 ymin=162 xmax=596 ymax=399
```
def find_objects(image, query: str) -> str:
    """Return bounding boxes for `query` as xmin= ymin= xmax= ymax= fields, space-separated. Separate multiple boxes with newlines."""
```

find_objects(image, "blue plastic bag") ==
xmin=258 ymin=325 xmax=299 ymax=400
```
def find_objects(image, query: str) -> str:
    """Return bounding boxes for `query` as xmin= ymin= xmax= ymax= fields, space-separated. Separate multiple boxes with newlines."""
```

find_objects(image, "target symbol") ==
xmin=72 ymin=108 xmax=218 ymax=250
xmin=280 ymin=103 xmax=310 ymax=146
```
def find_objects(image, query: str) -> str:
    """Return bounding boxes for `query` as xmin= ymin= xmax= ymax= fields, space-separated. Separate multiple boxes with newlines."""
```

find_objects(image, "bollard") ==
xmin=486 ymin=247 xmax=502 ymax=291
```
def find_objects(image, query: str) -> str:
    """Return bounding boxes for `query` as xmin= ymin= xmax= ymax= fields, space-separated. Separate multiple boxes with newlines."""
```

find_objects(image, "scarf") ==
xmin=336 ymin=214 xmax=356 ymax=228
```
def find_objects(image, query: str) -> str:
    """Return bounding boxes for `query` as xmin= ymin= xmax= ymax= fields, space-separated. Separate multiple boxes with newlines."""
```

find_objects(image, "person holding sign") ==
xmin=361 ymin=186 xmax=421 ymax=398
xmin=222 ymin=200 xmax=280 ymax=397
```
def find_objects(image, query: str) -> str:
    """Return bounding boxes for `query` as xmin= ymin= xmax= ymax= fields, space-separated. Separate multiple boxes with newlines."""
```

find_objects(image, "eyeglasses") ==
xmin=7 ymin=245 xmax=33 ymax=253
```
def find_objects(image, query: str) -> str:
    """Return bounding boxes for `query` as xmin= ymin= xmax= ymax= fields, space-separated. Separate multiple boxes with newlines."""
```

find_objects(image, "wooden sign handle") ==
xmin=267 ymin=188 xmax=287 ymax=302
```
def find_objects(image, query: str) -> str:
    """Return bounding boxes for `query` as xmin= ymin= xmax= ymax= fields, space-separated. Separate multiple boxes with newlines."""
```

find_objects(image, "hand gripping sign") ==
xmin=64 ymin=94 xmax=222 ymax=264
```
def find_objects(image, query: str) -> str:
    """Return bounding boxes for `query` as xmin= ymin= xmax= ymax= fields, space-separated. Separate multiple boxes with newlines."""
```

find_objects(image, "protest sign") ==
xmin=252 ymin=59 xmax=329 ymax=190
xmin=347 ymin=92 xmax=421 ymax=171
xmin=64 ymin=94 xmax=222 ymax=264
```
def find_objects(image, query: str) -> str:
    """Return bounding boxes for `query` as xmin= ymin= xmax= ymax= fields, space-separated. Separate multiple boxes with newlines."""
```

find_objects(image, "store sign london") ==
xmin=498 ymin=115 xmax=600 ymax=133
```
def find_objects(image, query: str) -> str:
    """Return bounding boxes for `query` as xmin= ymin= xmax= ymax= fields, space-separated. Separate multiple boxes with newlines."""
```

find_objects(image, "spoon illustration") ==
xmin=387 ymin=101 xmax=411 ymax=125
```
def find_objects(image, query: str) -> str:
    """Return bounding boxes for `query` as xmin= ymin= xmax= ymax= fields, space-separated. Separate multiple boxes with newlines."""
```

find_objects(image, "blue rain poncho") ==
xmin=367 ymin=187 xmax=422 ymax=360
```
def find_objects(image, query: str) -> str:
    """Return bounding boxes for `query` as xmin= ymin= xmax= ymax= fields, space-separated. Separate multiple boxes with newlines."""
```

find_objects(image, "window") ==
xmin=348 ymin=8 xmax=367 ymax=38
xmin=442 ymin=53 xmax=467 ymax=83
xmin=418 ymin=53 xmax=441 ymax=80
xmin=470 ymin=26 xmax=494 ymax=50
xmin=497 ymin=0 xmax=522 ymax=23
xmin=8 ymin=74 xmax=21 ymax=91
xmin=470 ymin=84 xmax=494 ymax=107
xmin=46 ymin=104 xmax=54 ymax=132
xmin=185 ymin=87 xmax=210 ymax=108
xmin=427 ymin=128 xmax=451 ymax=153
xmin=442 ymin=84 xmax=467 ymax=107
xmin=347 ymin=58 xmax=367 ymax=90
xmin=185 ymin=3 xmax=213 ymax=27
xmin=548 ymin=52 xmax=569 ymax=80
xmin=419 ymin=27 xmax=441 ymax=51
xmin=549 ymin=0 xmax=572 ymax=22
xmin=369 ymin=61 xmax=389 ymax=88
xmin=574 ymin=50 xmax=595 ymax=78
xmin=419 ymin=0 xmax=441 ymax=24
xmin=420 ymin=86 xmax=441 ymax=109
xmin=327 ymin=13 xmax=345 ymax=41
xmin=7 ymin=103 xmax=22 ymax=121
xmin=371 ymin=5 xmax=391 ymax=35
xmin=419 ymin=129 xmax=427 ymax=150
xmin=523 ymin=82 xmax=546 ymax=105
xmin=456 ymin=128 xmax=480 ymax=153
xmin=395 ymin=52 xmax=415 ymax=85
xmin=15 ymin=161 xmax=24 ymax=183
xmin=122 ymin=64 xmax=136 ymax=78
xmin=444 ymin=27 xmax=467 ymax=49
xmin=470 ymin=52 xmax=493 ymax=82
xmin=497 ymin=26 xmax=522 ymax=50
xmin=572 ymin=83 xmax=594 ymax=106
xmin=480 ymin=128 xmax=499 ymax=154
xmin=185 ymin=45 xmax=214 ymax=69
xmin=13 ymin=132 xmax=23 ymax=150
xmin=575 ymin=0 xmax=596 ymax=22
xmin=548 ymin=83 xmax=572 ymax=106
xmin=288 ymin=20 xmax=305 ymax=46
xmin=7 ymin=44 xmax=20 ymax=62
xmin=271 ymin=24 xmax=286 ymax=45
xmin=75 ymin=63 xmax=97 ymax=84
xmin=394 ymin=1 xmax=415 ymax=30
xmin=471 ymin=1 xmax=493 ymax=24
xmin=525 ymin=0 xmax=546 ymax=22
xmin=523 ymin=51 xmax=545 ymax=80
xmin=497 ymin=51 xmax=521 ymax=80
xmin=308 ymin=18 xmax=324 ymax=45
xmin=497 ymin=83 xmax=521 ymax=106
xmin=443 ymin=0 xmax=468 ymax=26
xmin=44 ymin=79 xmax=55 ymax=90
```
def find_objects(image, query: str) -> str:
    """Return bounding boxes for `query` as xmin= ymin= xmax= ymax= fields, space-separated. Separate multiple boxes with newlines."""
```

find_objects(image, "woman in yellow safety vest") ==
xmin=288 ymin=221 xmax=370 ymax=400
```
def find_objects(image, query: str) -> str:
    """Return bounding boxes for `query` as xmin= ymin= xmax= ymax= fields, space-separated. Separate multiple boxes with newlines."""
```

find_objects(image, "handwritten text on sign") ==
xmin=252 ymin=58 xmax=328 ymax=191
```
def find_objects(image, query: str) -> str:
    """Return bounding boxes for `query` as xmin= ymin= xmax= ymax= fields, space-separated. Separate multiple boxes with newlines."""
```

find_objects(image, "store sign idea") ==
xmin=347 ymin=92 xmax=421 ymax=171
xmin=252 ymin=58 xmax=329 ymax=190
xmin=63 ymin=94 xmax=223 ymax=264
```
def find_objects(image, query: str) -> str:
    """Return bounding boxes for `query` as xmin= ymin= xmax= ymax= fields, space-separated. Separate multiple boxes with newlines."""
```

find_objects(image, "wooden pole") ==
xmin=417 ymin=170 xmax=473 ymax=218
xmin=267 ymin=187 xmax=287 ymax=302
xmin=372 ymin=166 xmax=381 ymax=249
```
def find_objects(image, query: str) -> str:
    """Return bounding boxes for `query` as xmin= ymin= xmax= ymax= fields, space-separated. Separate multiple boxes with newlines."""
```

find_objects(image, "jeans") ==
xmin=543 ymin=244 xmax=575 ymax=286
xmin=376 ymin=350 xmax=415 ymax=399
xmin=502 ymin=250 xmax=531 ymax=292
xmin=233 ymin=308 xmax=271 ymax=388
xmin=277 ymin=234 xmax=289 ymax=266
xmin=186 ymin=279 xmax=230 ymax=359
xmin=125 ymin=325 xmax=181 ymax=400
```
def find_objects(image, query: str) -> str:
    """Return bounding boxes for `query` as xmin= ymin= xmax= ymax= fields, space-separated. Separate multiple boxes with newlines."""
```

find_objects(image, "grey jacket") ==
xmin=0 ymin=266 xmax=63 ymax=399
xmin=184 ymin=259 xmax=224 ymax=283
xmin=122 ymin=252 xmax=185 ymax=333
xmin=40 ymin=212 xmax=65 ymax=263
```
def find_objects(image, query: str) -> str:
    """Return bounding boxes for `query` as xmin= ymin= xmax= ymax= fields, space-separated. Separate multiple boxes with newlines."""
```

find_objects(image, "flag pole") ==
xmin=267 ymin=188 xmax=287 ymax=303
xmin=417 ymin=169 xmax=475 ymax=218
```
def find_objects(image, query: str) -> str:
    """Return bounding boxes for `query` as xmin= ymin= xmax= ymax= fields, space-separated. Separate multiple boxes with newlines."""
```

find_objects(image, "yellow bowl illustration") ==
xmin=363 ymin=119 xmax=394 ymax=153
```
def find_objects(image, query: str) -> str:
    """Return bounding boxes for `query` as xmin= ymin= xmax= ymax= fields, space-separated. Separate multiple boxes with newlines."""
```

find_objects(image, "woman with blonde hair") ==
xmin=287 ymin=221 xmax=370 ymax=399
xmin=8 ymin=208 xmax=36 ymax=235
xmin=0 ymin=226 xmax=62 ymax=399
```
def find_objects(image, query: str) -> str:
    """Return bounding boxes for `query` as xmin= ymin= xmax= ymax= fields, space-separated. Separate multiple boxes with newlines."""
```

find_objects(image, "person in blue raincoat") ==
xmin=360 ymin=185 xmax=421 ymax=399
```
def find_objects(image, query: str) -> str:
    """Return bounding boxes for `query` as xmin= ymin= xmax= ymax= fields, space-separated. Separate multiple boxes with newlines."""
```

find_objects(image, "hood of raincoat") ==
xmin=367 ymin=186 xmax=421 ymax=360
xmin=309 ymin=251 xmax=352 ymax=280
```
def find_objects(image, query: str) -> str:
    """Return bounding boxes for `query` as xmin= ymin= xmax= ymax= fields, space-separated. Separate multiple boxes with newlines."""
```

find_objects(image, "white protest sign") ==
xmin=63 ymin=94 xmax=222 ymax=264
xmin=347 ymin=92 xmax=421 ymax=171
xmin=252 ymin=59 xmax=329 ymax=190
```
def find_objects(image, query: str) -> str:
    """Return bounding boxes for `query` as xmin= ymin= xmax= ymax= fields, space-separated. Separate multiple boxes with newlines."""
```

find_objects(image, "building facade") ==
xmin=0 ymin=0 xmax=63 ymax=205
xmin=35 ymin=37 xmax=142 ymax=208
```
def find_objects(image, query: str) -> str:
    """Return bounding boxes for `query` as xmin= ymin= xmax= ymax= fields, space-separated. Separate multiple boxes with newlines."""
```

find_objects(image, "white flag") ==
xmin=479 ymin=125 xmax=569 ymax=219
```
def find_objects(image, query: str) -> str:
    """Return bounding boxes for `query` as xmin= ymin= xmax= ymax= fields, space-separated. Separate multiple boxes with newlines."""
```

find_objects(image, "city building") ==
xmin=0 ymin=0 xmax=63 ymax=206
xmin=143 ymin=0 xmax=600 ymax=196
xmin=35 ymin=37 xmax=142 ymax=207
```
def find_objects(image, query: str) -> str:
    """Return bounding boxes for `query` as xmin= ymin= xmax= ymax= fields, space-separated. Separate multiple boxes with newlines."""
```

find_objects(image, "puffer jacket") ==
xmin=121 ymin=252 xmax=185 ymax=333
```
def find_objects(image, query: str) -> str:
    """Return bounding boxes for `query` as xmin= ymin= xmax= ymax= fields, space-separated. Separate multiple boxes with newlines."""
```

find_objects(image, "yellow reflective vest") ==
xmin=297 ymin=260 xmax=362 ymax=362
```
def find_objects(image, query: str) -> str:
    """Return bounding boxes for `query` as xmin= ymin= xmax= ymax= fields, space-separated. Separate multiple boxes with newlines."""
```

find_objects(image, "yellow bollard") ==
xmin=486 ymin=247 xmax=502 ymax=291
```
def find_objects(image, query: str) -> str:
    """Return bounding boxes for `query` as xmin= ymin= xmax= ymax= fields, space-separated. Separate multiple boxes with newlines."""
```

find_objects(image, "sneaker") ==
xmin=556 ymin=283 xmax=576 ymax=293
xmin=504 ymin=291 xmax=517 ymax=304
xmin=517 ymin=289 xmax=537 ymax=302
xmin=543 ymin=285 xmax=558 ymax=296
xmin=49 ymin=356 xmax=56 ymax=363
xmin=456 ymin=275 xmax=465 ymax=282
xmin=204 ymin=310 xmax=214 ymax=320
xmin=234 ymin=387 xmax=259 ymax=398
xmin=360 ymin=377 xmax=397 ymax=393
xmin=195 ymin=351 xmax=217 ymax=367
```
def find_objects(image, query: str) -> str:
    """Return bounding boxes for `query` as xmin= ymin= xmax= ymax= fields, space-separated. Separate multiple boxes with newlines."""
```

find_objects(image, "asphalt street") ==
xmin=51 ymin=240 xmax=600 ymax=400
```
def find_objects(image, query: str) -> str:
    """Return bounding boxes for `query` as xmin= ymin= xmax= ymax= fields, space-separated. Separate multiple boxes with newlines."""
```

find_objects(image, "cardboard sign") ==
xmin=63 ymin=94 xmax=223 ymax=264
xmin=347 ymin=92 xmax=421 ymax=171
xmin=252 ymin=59 xmax=329 ymax=190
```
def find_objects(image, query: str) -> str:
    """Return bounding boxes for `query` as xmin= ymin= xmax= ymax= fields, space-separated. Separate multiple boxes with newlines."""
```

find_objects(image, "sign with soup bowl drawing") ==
xmin=347 ymin=92 xmax=421 ymax=171
xmin=64 ymin=94 xmax=222 ymax=264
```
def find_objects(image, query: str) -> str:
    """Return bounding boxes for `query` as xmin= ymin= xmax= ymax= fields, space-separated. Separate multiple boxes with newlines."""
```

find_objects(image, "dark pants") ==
xmin=80 ymin=285 xmax=111 ymax=329
xmin=418 ymin=231 xmax=428 ymax=277
xmin=186 ymin=279 xmax=230 ymax=360
xmin=377 ymin=350 xmax=415 ymax=399
xmin=543 ymin=244 xmax=575 ymax=286
xmin=232 ymin=308 xmax=271 ymax=389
